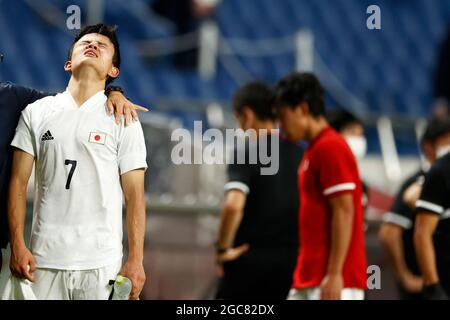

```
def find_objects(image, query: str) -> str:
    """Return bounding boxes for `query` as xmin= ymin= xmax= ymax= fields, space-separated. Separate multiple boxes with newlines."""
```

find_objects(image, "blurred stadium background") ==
xmin=1 ymin=0 xmax=450 ymax=299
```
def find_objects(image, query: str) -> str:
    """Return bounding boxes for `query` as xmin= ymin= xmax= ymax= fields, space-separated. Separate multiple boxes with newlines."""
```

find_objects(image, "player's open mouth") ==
xmin=84 ymin=50 xmax=98 ymax=58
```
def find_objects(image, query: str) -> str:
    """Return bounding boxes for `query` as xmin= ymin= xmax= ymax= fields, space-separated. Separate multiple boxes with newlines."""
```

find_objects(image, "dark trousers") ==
xmin=216 ymin=247 xmax=297 ymax=300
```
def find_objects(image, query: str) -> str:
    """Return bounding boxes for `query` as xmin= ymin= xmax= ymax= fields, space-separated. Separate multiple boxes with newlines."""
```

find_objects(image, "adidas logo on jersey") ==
xmin=41 ymin=130 xmax=54 ymax=141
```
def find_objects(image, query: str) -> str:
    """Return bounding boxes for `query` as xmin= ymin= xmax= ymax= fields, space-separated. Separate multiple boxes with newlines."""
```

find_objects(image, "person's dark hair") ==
xmin=273 ymin=72 xmax=326 ymax=117
xmin=232 ymin=81 xmax=276 ymax=121
xmin=327 ymin=109 xmax=364 ymax=132
xmin=67 ymin=23 xmax=121 ymax=85
xmin=421 ymin=117 xmax=450 ymax=145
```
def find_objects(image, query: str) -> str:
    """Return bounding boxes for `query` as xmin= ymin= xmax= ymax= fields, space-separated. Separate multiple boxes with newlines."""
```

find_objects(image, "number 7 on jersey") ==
xmin=64 ymin=159 xmax=77 ymax=190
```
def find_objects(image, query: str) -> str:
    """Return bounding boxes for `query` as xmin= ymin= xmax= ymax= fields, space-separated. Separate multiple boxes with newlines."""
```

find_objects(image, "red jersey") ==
xmin=292 ymin=127 xmax=367 ymax=289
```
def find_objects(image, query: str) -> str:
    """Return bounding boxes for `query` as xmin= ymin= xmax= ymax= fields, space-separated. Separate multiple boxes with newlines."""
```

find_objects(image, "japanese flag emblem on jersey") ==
xmin=89 ymin=132 xmax=107 ymax=145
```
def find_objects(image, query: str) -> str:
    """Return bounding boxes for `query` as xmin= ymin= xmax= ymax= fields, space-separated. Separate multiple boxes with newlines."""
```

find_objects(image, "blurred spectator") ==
xmin=327 ymin=109 xmax=369 ymax=212
xmin=433 ymin=27 xmax=450 ymax=118
xmin=378 ymin=118 xmax=447 ymax=300
xmin=215 ymin=82 xmax=303 ymax=299
xmin=151 ymin=0 xmax=221 ymax=69
xmin=192 ymin=0 xmax=221 ymax=17
xmin=327 ymin=110 xmax=367 ymax=162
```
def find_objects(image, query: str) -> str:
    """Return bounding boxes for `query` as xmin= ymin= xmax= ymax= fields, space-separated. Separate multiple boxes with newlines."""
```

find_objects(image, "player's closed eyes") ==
xmin=79 ymin=41 xmax=107 ymax=49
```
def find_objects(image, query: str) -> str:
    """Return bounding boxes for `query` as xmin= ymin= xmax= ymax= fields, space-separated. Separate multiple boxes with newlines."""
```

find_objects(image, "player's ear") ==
xmin=242 ymin=106 xmax=255 ymax=124
xmin=298 ymin=102 xmax=310 ymax=116
xmin=64 ymin=61 xmax=72 ymax=72
xmin=108 ymin=66 xmax=120 ymax=79
xmin=242 ymin=106 xmax=252 ymax=118
xmin=422 ymin=142 xmax=436 ymax=162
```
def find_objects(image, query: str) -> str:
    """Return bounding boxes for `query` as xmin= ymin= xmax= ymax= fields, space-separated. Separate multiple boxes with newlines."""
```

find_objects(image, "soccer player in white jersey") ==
xmin=7 ymin=24 xmax=147 ymax=300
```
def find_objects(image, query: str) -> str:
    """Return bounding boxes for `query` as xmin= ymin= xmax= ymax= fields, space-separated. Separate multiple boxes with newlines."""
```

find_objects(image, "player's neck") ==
xmin=68 ymin=73 xmax=105 ymax=107
xmin=307 ymin=117 xmax=329 ymax=142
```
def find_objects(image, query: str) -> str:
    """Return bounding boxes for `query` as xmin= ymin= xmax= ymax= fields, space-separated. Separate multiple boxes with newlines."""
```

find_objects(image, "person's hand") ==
xmin=401 ymin=272 xmax=423 ymax=293
xmin=216 ymin=244 xmax=249 ymax=265
xmin=119 ymin=260 xmax=146 ymax=300
xmin=320 ymin=273 xmax=344 ymax=300
xmin=106 ymin=91 xmax=148 ymax=126
xmin=10 ymin=243 xmax=36 ymax=282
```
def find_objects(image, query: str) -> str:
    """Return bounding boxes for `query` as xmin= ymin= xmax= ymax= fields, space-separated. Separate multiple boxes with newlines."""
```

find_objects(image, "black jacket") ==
xmin=0 ymin=82 xmax=50 ymax=248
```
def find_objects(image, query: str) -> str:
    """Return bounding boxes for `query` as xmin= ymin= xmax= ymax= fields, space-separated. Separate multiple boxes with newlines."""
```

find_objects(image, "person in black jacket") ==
xmin=434 ymin=27 xmax=450 ymax=118
xmin=215 ymin=82 xmax=303 ymax=299
xmin=415 ymin=117 xmax=450 ymax=299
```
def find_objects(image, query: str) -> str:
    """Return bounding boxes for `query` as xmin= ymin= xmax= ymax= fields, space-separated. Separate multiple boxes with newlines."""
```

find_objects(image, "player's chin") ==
xmin=286 ymin=132 xmax=301 ymax=143
xmin=78 ymin=56 xmax=100 ymax=66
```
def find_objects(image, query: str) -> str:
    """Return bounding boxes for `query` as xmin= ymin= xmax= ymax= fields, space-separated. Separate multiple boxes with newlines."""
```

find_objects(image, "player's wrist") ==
xmin=10 ymin=238 xmax=27 ymax=251
xmin=325 ymin=266 xmax=343 ymax=277
xmin=424 ymin=277 xmax=440 ymax=286
xmin=402 ymin=270 xmax=419 ymax=281
xmin=127 ymin=254 xmax=144 ymax=264
xmin=215 ymin=241 xmax=231 ymax=255
xmin=105 ymin=86 xmax=124 ymax=97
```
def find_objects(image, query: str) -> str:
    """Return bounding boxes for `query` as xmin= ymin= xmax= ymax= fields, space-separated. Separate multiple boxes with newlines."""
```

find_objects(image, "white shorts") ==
xmin=287 ymin=287 xmax=365 ymax=300
xmin=31 ymin=260 xmax=122 ymax=300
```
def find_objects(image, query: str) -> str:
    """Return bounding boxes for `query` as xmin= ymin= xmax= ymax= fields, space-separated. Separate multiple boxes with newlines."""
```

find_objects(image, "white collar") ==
xmin=64 ymin=88 xmax=106 ymax=109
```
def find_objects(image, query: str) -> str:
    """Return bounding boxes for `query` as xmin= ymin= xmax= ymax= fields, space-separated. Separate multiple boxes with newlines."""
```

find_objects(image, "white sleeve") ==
xmin=117 ymin=120 xmax=148 ymax=175
xmin=11 ymin=107 xmax=35 ymax=157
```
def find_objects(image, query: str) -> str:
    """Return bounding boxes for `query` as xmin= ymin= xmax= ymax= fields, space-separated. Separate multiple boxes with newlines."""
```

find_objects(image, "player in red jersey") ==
xmin=273 ymin=73 xmax=367 ymax=300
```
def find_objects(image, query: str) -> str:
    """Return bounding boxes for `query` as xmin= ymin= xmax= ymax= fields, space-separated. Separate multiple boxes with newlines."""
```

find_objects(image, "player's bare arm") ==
xmin=7 ymin=149 xmax=36 ymax=282
xmin=216 ymin=190 xmax=249 ymax=265
xmin=378 ymin=224 xmax=423 ymax=292
xmin=120 ymin=168 xmax=147 ymax=300
xmin=321 ymin=193 xmax=354 ymax=300
xmin=414 ymin=212 xmax=440 ymax=285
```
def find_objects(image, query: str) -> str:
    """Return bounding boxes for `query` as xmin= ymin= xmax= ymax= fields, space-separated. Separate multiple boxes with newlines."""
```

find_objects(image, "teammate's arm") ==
xmin=378 ymin=223 xmax=422 ymax=292
xmin=106 ymin=90 xmax=148 ymax=126
xmin=13 ymin=83 xmax=148 ymax=126
xmin=321 ymin=193 xmax=354 ymax=300
xmin=14 ymin=84 xmax=52 ymax=107
xmin=119 ymin=168 xmax=146 ymax=300
xmin=8 ymin=149 xmax=36 ymax=282
xmin=216 ymin=190 xmax=249 ymax=264
xmin=414 ymin=213 xmax=440 ymax=285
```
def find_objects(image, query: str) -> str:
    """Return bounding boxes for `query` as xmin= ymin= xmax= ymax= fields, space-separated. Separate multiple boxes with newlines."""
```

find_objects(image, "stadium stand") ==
xmin=1 ymin=0 xmax=450 ymax=118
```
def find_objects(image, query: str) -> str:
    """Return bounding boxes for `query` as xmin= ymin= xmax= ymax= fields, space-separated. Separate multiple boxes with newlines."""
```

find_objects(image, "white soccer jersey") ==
xmin=11 ymin=89 xmax=147 ymax=270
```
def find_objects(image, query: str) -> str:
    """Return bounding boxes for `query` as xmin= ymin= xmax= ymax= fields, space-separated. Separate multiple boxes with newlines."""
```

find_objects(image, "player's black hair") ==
xmin=421 ymin=117 xmax=450 ymax=145
xmin=273 ymin=72 xmax=326 ymax=118
xmin=67 ymin=23 xmax=121 ymax=85
xmin=233 ymin=81 xmax=276 ymax=121
xmin=327 ymin=109 xmax=364 ymax=132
